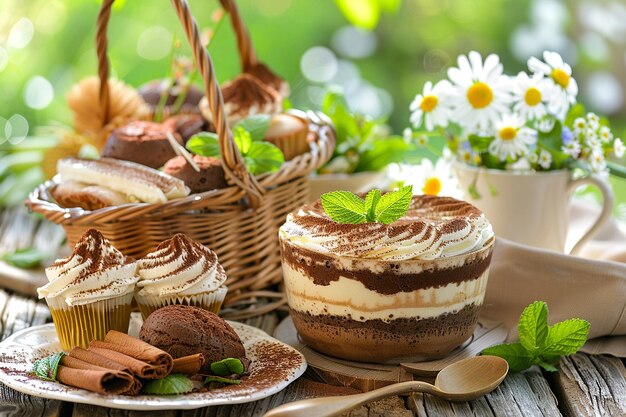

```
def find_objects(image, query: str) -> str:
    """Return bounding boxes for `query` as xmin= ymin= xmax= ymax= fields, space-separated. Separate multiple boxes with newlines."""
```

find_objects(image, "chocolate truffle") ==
xmin=163 ymin=155 xmax=228 ymax=193
xmin=163 ymin=114 xmax=213 ymax=144
xmin=102 ymin=121 xmax=182 ymax=169
xmin=139 ymin=305 xmax=245 ymax=373
xmin=139 ymin=79 xmax=204 ymax=116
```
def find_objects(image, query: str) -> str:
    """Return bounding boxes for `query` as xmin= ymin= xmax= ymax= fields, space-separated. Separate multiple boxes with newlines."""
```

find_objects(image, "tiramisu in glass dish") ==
xmin=279 ymin=188 xmax=494 ymax=363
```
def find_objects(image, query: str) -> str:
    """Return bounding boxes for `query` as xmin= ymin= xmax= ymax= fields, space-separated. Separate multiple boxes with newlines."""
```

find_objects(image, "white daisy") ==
xmin=511 ymin=72 xmax=549 ymax=120
xmin=528 ymin=151 xmax=539 ymax=164
xmin=573 ymin=117 xmax=586 ymax=136
xmin=614 ymin=138 xmax=625 ymax=158
xmin=562 ymin=140 xmax=581 ymax=158
xmin=538 ymin=150 xmax=552 ymax=169
xmin=589 ymin=150 xmax=606 ymax=173
xmin=585 ymin=131 xmax=601 ymax=150
xmin=416 ymin=135 xmax=429 ymax=146
xmin=488 ymin=115 xmax=538 ymax=161
xmin=409 ymin=80 xmax=453 ymax=131
xmin=599 ymin=126 xmax=613 ymax=143
xmin=389 ymin=159 xmax=462 ymax=198
xmin=536 ymin=117 xmax=555 ymax=133
xmin=403 ymin=128 xmax=413 ymax=143
xmin=507 ymin=157 xmax=531 ymax=171
xmin=446 ymin=51 xmax=511 ymax=133
xmin=528 ymin=51 xmax=578 ymax=120
xmin=586 ymin=112 xmax=600 ymax=130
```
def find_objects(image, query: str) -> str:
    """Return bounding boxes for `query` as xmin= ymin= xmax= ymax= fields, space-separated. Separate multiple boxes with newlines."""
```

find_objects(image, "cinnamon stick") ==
xmin=101 ymin=330 xmax=173 ymax=371
xmin=69 ymin=347 xmax=130 ymax=373
xmin=89 ymin=346 xmax=170 ymax=379
xmin=172 ymin=354 xmax=204 ymax=375
xmin=61 ymin=355 xmax=141 ymax=395
xmin=56 ymin=365 xmax=134 ymax=395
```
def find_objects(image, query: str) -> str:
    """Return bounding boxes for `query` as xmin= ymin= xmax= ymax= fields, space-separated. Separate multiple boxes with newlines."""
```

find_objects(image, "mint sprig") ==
xmin=142 ymin=373 xmax=194 ymax=395
xmin=204 ymin=375 xmax=242 ymax=385
xmin=482 ymin=301 xmax=590 ymax=372
xmin=31 ymin=352 xmax=65 ymax=382
xmin=186 ymin=120 xmax=284 ymax=175
xmin=210 ymin=358 xmax=244 ymax=377
xmin=321 ymin=186 xmax=412 ymax=225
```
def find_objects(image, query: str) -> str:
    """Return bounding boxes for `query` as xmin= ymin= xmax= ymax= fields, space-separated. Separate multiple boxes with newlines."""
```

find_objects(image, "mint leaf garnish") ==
xmin=374 ymin=185 xmax=413 ymax=224
xmin=518 ymin=301 xmax=549 ymax=354
xmin=233 ymin=127 xmax=252 ymax=154
xmin=245 ymin=142 xmax=285 ymax=175
xmin=364 ymin=189 xmax=381 ymax=223
xmin=321 ymin=191 xmax=367 ymax=224
xmin=482 ymin=343 xmax=533 ymax=372
xmin=210 ymin=358 xmax=244 ymax=377
xmin=542 ymin=319 xmax=590 ymax=356
xmin=186 ymin=132 xmax=221 ymax=158
xmin=482 ymin=301 xmax=590 ymax=372
xmin=235 ymin=115 xmax=271 ymax=141
xmin=204 ymin=375 xmax=241 ymax=385
xmin=32 ymin=352 xmax=65 ymax=382
xmin=2 ymin=247 xmax=50 ymax=269
xmin=142 ymin=373 xmax=194 ymax=395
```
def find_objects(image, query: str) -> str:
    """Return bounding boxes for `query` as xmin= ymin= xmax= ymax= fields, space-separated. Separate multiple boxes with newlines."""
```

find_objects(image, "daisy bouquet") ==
xmin=405 ymin=51 xmax=625 ymax=180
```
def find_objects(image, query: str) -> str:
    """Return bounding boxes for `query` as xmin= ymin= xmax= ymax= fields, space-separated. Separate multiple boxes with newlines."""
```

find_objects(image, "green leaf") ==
xmin=518 ymin=301 xmax=549 ymax=353
xmin=233 ymin=127 xmax=252 ymax=154
xmin=32 ymin=352 xmax=65 ymax=382
xmin=542 ymin=319 xmax=590 ymax=356
xmin=374 ymin=185 xmax=412 ymax=224
xmin=565 ymin=103 xmax=586 ymax=127
xmin=186 ymin=132 xmax=220 ymax=158
xmin=334 ymin=0 xmax=380 ymax=30
xmin=204 ymin=375 xmax=241 ymax=385
xmin=321 ymin=191 xmax=366 ymax=224
xmin=142 ymin=373 xmax=194 ymax=395
xmin=364 ymin=189 xmax=381 ymax=222
xmin=468 ymin=135 xmax=493 ymax=153
xmin=235 ymin=115 xmax=271 ymax=141
xmin=482 ymin=343 xmax=533 ymax=372
xmin=537 ymin=361 xmax=559 ymax=372
xmin=1 ymin=247 xmax=50 ymax=269
xmin=378 ymin=0 xmax=401 ymax=12
xmin=356 ymin=137 xmax=418 ymax=172
xmin=244 ymin=142 xmax=285 ymax=175
xmin=210 ymin=358 xmax=245 ymax=377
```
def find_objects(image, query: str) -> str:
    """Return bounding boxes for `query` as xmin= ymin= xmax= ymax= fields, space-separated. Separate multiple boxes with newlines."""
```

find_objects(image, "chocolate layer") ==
xmin=280 ymin=240 xmax=492 ymax=294
xmin=291 ymin=304 xmax=480 ymax=363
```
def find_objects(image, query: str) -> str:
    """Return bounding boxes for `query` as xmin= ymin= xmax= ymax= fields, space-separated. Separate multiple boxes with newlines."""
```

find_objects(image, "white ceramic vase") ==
xmin=453 ymin=163 xmax=614 ymax=255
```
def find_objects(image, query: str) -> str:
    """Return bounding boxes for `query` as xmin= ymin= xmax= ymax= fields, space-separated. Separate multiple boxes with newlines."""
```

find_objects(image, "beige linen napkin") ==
xmin=481 ymin=202 xmax=626 ymax=357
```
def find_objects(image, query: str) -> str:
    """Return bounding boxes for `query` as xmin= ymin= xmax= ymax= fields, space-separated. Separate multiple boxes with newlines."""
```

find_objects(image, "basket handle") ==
xmin=218 ymin=0 xmax=257 ymax=71
xmin=96 ymin=0 xmax=264 ymax=207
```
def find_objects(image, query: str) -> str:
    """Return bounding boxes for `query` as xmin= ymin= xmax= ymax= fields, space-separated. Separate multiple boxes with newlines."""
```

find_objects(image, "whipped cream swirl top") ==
xmin=38 ymin=229 xmax=137 ymax=306
xmin=136 ymin=234 xmax=226 ymax=297
xmin=280 ymin=195 xmax=494 ymax=261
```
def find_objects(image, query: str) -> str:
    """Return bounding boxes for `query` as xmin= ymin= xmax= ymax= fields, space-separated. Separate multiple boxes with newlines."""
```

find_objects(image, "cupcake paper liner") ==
xmin=265 ymin=127 xmax=309 ymax=161
xmin=45 ymin=292 xmax=134 ymax=351
xmin=134 ymin=286 xmax=228 ymax=320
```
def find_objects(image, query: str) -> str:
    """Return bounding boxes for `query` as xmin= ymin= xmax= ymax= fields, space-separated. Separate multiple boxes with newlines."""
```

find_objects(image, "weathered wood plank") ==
xmin=551 ymin=353 xmax=626 ymax=417
xmin=0 ymin=384 xmax=66 ymax=417
xmin=407 ymin=367 xmax=561 ymax=417
xmin=71 ymin=404 xmax=177 ymax=417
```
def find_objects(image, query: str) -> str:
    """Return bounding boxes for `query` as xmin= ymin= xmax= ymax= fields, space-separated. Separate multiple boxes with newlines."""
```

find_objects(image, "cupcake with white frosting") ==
xmin=135 ymin=234 xmax=228 ymax=320
xmin=37 ymin=229 xmax=137 ymax=350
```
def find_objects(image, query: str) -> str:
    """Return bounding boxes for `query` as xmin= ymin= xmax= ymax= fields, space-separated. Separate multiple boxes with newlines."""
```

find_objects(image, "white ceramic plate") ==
xmin=0 ymin=317 xmax=307 ymax=410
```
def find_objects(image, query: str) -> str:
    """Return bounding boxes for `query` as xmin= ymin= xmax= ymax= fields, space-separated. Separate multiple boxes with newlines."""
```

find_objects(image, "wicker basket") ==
xmin=27 ymin=0 xmax=335 ymax=319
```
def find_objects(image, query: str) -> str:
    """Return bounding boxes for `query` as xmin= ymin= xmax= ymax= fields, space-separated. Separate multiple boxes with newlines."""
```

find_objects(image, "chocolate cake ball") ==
xmin=102 ymin=121 xmax=182 ymax=169
xmin=139 ymin=305 xmax=245 ymax=373
xmin=163 ymin=114 xmax=213 ymax=144
xmin=163 ymin=155 xmax=228 ymax=193
xmin=139 ymin=79 xmax=204 ymax=114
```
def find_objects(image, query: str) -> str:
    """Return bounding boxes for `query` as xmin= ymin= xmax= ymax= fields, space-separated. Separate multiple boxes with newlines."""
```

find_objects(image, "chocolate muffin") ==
xmin=139 ymin=305 xmax=245 ymax=373
xmin=163 ymin=114 xmax=213 ymax=144
xmin=102 ymin=121 xmax=182 ymax=169
xmin=163 ymin=155 xmax=228 ymax=193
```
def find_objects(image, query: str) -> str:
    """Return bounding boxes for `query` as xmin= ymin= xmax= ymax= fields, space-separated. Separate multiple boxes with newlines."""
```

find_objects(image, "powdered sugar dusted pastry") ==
xmin=51 ymin=180 xmax=131 ymax=210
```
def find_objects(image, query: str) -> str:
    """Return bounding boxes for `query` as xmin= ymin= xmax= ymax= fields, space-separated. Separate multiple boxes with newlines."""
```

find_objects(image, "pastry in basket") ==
xmin=139 ymin=79 xmax=204 ymax=118
xmin=37 ymin=229 xmax=138 ymax=350
xmin=279 ymin=189 xmax=495 ymax=363
xmin=200 ymin=74 xmax=282 ymax=126
xmin=263 ymin=112 xmax=310 ymax=160
xmin=52 ymin=157 xmax=189 ymax=209
xmin=140 ymin=305 xmax=247 ymax=374
xmin=245 ymin=61 xmax=290 ymax=97
xmin=163 ymin=155 xmax=228 ymax=194
xmin=164 ymin=114 xmax=213 ymax=144
xmin=134 ymin=234 xmax=228 ymax=319
xmin=101 ymin=120 xmax=182 ymax=169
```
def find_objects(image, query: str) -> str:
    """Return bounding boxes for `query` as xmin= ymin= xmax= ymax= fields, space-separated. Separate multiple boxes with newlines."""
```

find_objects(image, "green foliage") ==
xmin=321 ymin=91 xmax=418 ymax=174
xmin=482 ymin=301 xmax=590 ymax=372
xmin=142 ymin=373 xmax=194 ymax=395
xmin=334 ymin=0 xmax=402 ymax=29
xmin=31 ymin=352 xmax=65 ymax=382
xmin=321 ymin=185 xmax=412 ymax=224
xmin=210 ymin=358 xmax=245 ymax=377
xmin=204 ymin=375 xmax=242 ymax=385
xmin=1 ymin=247 xmax=50 ymax=269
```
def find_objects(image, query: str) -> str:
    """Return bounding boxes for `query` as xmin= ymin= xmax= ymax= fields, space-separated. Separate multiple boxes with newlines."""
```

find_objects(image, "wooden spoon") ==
xmin=263 ymin=355 xmax=508 ymax=417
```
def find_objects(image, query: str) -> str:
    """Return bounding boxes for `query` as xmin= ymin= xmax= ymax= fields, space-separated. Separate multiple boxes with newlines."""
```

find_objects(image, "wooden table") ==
xmin=0 ymin=208 xmax=625 ymax=416
xmin=0 ymin=289 xmax=624 ymax=417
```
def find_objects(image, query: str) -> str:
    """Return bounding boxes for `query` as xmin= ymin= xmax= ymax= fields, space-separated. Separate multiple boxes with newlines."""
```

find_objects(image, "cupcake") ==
xmin=102 ymin=121 xmax=182 ymax=169
xmin=37 ymin=229 xmax=137 ymax=350
xmin=279 ymin=195 xmax=494 ymax=363
xmin=263 ymin=113 xmax=309 ymax=160
xmin=139 ymin=79 xmax=204 ymax=120
xmin=135 ymin=234 xmax=228 ymax=320
xmin=163 ymin=155 xmax=228 ymax=194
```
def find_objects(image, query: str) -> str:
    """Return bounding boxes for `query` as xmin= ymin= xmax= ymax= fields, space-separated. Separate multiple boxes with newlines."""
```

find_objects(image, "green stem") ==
xmin=608 ymin=161 xmax=626 ymax=179
xmin=154 ymin=35 xmax=179 ymax=122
